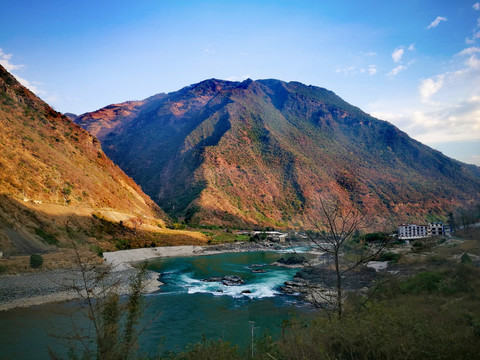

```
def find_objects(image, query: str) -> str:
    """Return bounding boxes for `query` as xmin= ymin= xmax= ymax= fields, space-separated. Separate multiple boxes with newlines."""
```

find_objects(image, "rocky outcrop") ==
xmin=202 ymin=275 xmax=245 ymax=286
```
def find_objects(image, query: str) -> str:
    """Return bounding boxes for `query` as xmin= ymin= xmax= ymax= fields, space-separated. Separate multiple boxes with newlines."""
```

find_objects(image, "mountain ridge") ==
xmin=74 ymin=78 xmax=480 ymax=228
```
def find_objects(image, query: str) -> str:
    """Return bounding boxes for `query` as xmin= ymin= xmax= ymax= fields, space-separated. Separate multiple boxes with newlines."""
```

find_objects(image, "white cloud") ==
xmin=335 ymin=66 xmax=356 ymax=76
xmin=408 ymin=43 xmax=415 ymax=51
xmin=387 ymin=65 xmax=406 ymax=76
xmin=368 ymin=65 xmax=377 ymax=76
xmin=412 ymin=96 xmax=480 ymax=143
xmin=465 ymin=54 xmax=480 ymax=69
xmin=457 ymin=47 xmax=480 ymax=56
xmin=14 ymin=75 xmax=43 ymax=95
xmin=370 ymin=96 xmax=480 ymax=144
xmin=0 ymin=48 xmax=43 ymax=95
xmin=466 ymin=30 xmax=480 ymax=44
xmin=419 ymin=75 xmax=445 ymax=102
xmin=0 ymin=48 xmax=23 ymax=72
xmin=474 ymin=2 xmax=480 ymax=10
xmin=392 ymin=48 xmax=404 ymax=63
xmin=426 ymin=16 xmax=447 ymax=29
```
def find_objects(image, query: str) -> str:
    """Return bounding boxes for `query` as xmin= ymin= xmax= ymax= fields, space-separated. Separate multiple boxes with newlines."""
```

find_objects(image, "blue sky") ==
xmin=1 ymin=0 xmax=479 ymax=165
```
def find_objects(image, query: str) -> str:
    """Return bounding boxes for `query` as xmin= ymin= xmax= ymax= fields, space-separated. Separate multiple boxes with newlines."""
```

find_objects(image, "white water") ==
xmin=182 ymin=271 xmax=293 ymax=299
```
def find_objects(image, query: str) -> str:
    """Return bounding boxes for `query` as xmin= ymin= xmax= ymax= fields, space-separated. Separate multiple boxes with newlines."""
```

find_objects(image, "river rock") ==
xmin=273 ymin=255 xmax=307 ymax=268
xmin=202 ymin=275 xmax=245 ymax=286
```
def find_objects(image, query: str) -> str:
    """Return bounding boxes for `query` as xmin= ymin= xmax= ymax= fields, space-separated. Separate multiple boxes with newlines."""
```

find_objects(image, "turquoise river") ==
xmin=0 ymin=250 xmax=314 ymax=359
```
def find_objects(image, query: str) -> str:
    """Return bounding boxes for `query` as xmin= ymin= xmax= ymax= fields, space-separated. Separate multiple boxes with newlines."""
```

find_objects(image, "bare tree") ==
xmin=49 ymin=220 xmax=150 ymax=360
xmin=301 ymin=197 xmax=391 ymax=319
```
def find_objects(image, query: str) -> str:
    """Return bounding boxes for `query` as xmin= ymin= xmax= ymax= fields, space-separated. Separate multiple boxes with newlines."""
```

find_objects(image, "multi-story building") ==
xmin=428 ymin=222 xmax=444 ymax=237
xmin=398 ymin=222 xmax=446 ymax=240
xmin=398 ymin=224 xmax=429 ymax=239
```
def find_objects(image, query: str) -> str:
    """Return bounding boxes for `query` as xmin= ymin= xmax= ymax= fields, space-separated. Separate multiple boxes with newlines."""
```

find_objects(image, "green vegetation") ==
xmin=361 ymin=232 xmax=390 ymax=243
xmin=167 ymin=223 xmax=187 ymax=230
xmin=34 ymin=227 xmax=59 ymax=245
xmin=411 ymin=237 xmax=438 ymax=252
xmin=379 ymin=251 xmax=401 ymax=262
xmin=174 ymin=337 xmax=241 ymax=360
xmin=29 ymin=254 xmax=43 ymax=268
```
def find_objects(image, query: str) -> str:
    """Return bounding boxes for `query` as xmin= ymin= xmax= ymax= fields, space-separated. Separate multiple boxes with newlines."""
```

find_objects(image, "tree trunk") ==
xmin=335 ymin=251 xmax=342 ymax=319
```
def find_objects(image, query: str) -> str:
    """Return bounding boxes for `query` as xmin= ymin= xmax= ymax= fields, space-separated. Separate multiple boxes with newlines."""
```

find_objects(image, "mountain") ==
xmin=0 ymin=65 xmax=187 ymax=256
xmin=74 ymin=78 xmax=480 ymax=228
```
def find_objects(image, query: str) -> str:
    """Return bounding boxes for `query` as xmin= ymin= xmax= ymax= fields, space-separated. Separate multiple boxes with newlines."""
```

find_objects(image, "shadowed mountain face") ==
xmin=0 ymin=65 xmax=168 ymax=254
xmin=75 ymin=78 xmax=480 ymax=228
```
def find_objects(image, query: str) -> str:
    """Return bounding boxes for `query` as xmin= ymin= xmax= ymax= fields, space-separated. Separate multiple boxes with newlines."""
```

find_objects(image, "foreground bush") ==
xmin=29 ymin=254 xmax=43 ymax=268
xmin=278 ymin=264 xmax=480 ymax=360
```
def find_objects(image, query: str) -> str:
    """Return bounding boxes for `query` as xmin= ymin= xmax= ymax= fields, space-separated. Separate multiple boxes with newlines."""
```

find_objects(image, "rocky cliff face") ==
xmin=75 ymin=78 xmax=480 ymax=228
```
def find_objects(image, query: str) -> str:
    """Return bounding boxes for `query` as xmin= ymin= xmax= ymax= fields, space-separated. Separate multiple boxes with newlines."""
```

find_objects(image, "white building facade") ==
xmin=398 ymin=222 xmax=445 ymax=240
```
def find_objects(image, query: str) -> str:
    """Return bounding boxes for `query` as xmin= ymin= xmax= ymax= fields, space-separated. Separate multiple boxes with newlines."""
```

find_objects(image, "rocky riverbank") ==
xmin=0 ymin=266 xmax=162 ymax=311
xmin=103 ymin=241 xmax=284 ymax=271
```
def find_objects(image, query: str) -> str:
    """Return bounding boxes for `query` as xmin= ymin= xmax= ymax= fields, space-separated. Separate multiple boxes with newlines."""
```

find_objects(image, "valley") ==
xmin=1 ymin=63 xmax=479 ymax=359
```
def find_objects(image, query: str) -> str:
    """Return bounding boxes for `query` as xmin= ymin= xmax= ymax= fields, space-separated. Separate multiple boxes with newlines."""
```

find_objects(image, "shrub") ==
xmin=362 ymin=232 xmax=390 ymax=243
xmin=411 ymin=238 xmax=436 ymax=252
xmin=400 ymin=272 xmax=443 ymax=294
xmin=90 ymin=245 xmax=104 ymax=257
xmin=461 ymin=253 xmax=473 ymax=264
xmin=167 ymin=223 xmax=187 ymax=230
xmin=30 ymin=254 xmax=44 ymax=268
xmin=177 ymin=336 xmax=240 ymax=360
xmin=379 ymin=252 xmax=401 ymax=263
xmin=114 ymin=239 xmax=130 ymax=250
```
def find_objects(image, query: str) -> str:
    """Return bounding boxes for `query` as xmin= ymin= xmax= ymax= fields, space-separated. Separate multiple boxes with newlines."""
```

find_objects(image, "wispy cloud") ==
xmin=426 ymin=16 xmax=447 ymax=29
xmin=371 ymin=96 xmax=480 ymax=144
xmin=465 ymin=8 xmax=480 ymax=43
xmin=466 ymin=30 xmax=480 ymax=44
xmin=368 ymin=65 xmax=377 ymax=76
xmin=411 ymin=95 xmax=480 ymax=143
xmin=387 ymin=65 xmax=406 ymax=76
xmin=360 ymin=51 xmax=377 ymax=57
xmin=335 ymin=66 xmax=356 ymax=76
xmin=457 ymin=46 xmax=480 ymax=56
xmin=0 ymin=48 xmax=43 ymax=95
xmin=376 ymin=49 xmax=480 ymax=144
xmin=0 ymin=48 xmax=23 ymax=72
xmin=392 ymin=48 xmax=404 ymax=63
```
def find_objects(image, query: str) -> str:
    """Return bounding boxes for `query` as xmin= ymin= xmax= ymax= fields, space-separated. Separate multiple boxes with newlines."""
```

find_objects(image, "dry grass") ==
xmin=0 ymin=249 xmax=101 ymax=275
